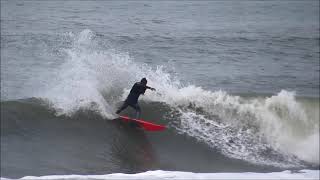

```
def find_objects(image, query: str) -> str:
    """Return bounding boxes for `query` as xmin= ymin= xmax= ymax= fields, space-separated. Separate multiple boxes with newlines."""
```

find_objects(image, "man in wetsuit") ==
xmin=116 ymin=78 xmax=156 ymax=119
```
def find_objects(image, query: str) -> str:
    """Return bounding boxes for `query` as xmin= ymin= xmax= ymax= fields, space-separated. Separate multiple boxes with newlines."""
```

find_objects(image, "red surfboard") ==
xmin=118 ymin=115 xmax=166 ymax=131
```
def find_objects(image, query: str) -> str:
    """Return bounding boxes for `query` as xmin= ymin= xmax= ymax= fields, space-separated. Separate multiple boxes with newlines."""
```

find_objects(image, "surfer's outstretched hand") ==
xmin=150 ymin=88 xmax=156 ymax=91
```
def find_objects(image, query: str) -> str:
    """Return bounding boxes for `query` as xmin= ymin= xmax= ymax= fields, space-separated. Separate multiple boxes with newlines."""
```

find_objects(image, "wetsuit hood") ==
xmin=141 ymin=78 xmax=147 ymax=85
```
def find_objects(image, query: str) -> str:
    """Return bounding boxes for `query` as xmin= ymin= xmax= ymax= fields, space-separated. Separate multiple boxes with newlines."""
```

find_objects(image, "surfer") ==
xmin=116 ymin=78 xmax=156 ymax=119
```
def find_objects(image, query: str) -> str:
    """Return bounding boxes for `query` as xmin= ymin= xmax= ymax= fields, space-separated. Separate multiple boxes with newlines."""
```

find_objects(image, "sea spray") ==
xmin=39 ymin=30 xmax=138 ymax=118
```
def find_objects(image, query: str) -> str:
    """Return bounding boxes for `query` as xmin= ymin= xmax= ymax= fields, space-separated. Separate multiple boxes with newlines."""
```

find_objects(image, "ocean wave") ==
xmin=28 ymin=29 xmax=319 ymax=168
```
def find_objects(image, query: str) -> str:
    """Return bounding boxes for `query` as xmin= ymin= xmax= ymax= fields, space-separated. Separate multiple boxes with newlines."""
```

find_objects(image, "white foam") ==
xmin=263 ymin=91 xmax=319 ymax=164
xmin=1 ymin=170 xmax=318 ymax=180
xmin=146 ymin=87 xmax=319 ymax=167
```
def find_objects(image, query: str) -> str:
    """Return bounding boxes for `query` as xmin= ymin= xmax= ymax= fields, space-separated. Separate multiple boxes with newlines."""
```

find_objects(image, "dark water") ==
xmin=2 ymin=98 xmax=315 ymax=178
xmin=1 ymin=0 xmax=319 ymax=178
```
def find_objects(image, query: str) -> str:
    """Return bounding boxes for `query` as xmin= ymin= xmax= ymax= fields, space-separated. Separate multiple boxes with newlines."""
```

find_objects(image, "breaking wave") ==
xmin=34 ymin=29 xmax=319 ymax=168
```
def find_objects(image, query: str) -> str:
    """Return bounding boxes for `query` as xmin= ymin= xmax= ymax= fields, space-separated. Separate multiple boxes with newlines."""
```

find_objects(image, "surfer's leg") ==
xmin=116 ymin=101 xmax=128 ymax=114
xmin=130 ymin=103 xmax=141 ymax=119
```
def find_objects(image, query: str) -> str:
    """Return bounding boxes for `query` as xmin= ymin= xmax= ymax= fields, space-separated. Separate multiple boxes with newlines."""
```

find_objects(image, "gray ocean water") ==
xmin=1 ymin=0 xmax=319 ymax=179
xmin=1 ymin=0 xmax=319 ymax=99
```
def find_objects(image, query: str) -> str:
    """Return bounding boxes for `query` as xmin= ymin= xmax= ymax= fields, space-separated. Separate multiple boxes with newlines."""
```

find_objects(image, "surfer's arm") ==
xmin=146 ymin=86 xmax=156 ymax=91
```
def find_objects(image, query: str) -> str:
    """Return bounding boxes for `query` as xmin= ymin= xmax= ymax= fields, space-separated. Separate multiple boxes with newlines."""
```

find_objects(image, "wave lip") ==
xmin=1 ymin=170 xmax=318 ymax=180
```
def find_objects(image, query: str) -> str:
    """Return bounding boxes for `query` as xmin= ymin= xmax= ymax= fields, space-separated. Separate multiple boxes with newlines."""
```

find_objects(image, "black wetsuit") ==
xmin=126 ymin=82 xmax=147 ymax=104
xmin=116 ymin=82 xmax=150 ymax=118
